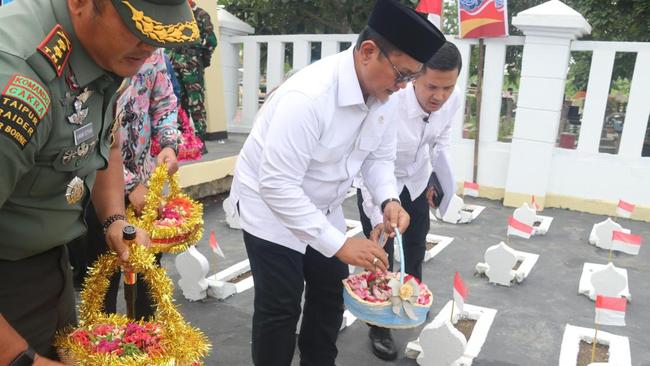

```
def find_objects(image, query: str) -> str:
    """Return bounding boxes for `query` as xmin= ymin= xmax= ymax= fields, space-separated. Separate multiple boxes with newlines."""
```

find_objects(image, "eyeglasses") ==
xmin=377 ymin=45 xmax=421 ymax=84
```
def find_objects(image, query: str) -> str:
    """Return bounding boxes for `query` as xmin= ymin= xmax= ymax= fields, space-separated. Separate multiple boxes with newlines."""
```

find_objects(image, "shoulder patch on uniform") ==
xmin=37 ymin=24 xmax=72 ymax=77
xmin=0 ymin=95 xmax=40 ymax=149
xmin=2 ymin=74 xmax=51 ymax=119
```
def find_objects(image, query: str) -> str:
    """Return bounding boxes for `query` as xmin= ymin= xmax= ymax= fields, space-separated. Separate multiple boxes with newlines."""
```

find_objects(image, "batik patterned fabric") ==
xmin=117 ymin=48 xmax=181 ymax=194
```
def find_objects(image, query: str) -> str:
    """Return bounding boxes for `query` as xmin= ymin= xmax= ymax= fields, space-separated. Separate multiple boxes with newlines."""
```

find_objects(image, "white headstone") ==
xmin=417 ymin=319 xmax=466 ymax=366
xmin=175 ymin=246 xmax=210 ymax=301
xmin=589 ymin=218 xmax=629 ymax=249
xmin=590 ymin=262 xmax=627 ymax=299
xmin=481 ymin=242 xmax=518 ymax=286
xmin=440 ymin=194 xmax=464 ymax=223
xmin=513 ymin=203 xmax=536 ymax=227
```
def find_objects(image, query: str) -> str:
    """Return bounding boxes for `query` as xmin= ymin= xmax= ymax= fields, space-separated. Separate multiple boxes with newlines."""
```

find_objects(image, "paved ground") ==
xmin=146 ymin=193 xmax=650 ymax=366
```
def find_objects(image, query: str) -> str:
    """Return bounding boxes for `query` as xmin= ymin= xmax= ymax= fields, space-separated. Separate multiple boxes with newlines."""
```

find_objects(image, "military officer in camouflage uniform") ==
xmin=168 ymin=0 xmax=217 ymax=143
xmin=0 ymin=0 xmax=198 ymax=364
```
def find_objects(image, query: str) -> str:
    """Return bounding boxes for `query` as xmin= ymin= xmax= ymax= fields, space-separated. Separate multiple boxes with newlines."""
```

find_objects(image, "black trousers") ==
xmin=243 ymin=230 xmax=348 ymax=366
xmin=0 ymin=246 xmax=76 ymax=359
xmin=356 ymin=186 xmax=430 ymax=281
xmin=78 ymin=201 xmax=161 ymax=319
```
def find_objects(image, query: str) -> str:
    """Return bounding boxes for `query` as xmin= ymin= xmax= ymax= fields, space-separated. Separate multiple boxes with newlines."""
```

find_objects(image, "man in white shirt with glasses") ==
xmin=230 ymin=0 xmax=445 ymax=364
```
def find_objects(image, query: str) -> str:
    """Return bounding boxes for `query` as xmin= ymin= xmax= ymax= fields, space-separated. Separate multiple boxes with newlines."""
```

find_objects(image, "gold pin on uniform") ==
xmin=65 ymin=176 xmax=84 ymax=204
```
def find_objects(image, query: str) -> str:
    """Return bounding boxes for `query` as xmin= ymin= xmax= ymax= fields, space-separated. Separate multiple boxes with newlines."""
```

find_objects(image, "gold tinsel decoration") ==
xmin=55 ymin=244 xmax=210 ymax=365
xmin=121 ymin=0 xmax=200 ymax=44
xmin=127 ymin=165 xmax=204 ymax=254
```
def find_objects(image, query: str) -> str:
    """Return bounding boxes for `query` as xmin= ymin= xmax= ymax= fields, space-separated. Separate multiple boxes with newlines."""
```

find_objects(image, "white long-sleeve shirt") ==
xmin=232 ymin=48 xmax=399 ymax=258
xmin=358 ymin=83 xmax=461 ymax=226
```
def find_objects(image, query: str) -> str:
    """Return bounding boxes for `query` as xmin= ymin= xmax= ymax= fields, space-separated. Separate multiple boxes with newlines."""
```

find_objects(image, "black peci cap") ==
xmin=368 ymin=0 xmax=446 ymax=63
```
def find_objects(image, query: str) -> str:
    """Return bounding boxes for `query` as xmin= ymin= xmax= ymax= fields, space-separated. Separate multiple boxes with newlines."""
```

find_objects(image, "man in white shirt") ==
xmin=356 ymin=41 xmax=462 ymax=360
xmin=230 ymin=0 xmax=445 ymax=364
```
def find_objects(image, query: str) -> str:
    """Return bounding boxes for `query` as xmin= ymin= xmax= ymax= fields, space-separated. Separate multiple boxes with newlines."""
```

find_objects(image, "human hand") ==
xmin=104 ymin=220 xmax=151 ymax=269
xmin=128 ymin=184 xmax=147 ymax=217
xmin=335 ymin=237 xmax=388 ymax=272
xmin=382 ymin=201 xmax=410 ymax=237
xmin=156 ymin=147 xmax=179 ymax=175
xmin=369 ymin=224 xmax=388 ymax=248
xmin=34 ymin=353 xmax=66 ymax=365
xmin=426 ymin=186 xmax=438 ymax=208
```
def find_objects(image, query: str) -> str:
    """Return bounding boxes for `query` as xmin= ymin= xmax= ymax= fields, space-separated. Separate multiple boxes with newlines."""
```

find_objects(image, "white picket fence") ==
xmin=217 ymin=7 xmax=650 ymax=210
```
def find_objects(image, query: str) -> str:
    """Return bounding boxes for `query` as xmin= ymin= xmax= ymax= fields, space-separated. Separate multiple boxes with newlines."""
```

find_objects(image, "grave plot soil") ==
xmin=228 ymin=270 xmax=253 ymax=284
xmin=454 ymin=318 xmax=477 ymax=342
xmin=576 ymin=340 xmax=608 ymax=366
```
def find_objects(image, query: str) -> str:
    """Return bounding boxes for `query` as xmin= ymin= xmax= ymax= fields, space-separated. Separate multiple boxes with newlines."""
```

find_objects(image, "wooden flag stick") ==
xmin=608 ymin=247 xmax=614 ymax=262
xmin=590 ymin=324 xmax=600 ymax=363
xmin=450 ymin=298 xmax=455 ymax=323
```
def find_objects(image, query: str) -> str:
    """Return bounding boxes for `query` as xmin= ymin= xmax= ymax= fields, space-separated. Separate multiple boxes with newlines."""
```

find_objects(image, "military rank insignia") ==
xmin=37 ymin=24 xmax=72 ymax=77
xmin=0 ymin=74 xmax=51 ymax=149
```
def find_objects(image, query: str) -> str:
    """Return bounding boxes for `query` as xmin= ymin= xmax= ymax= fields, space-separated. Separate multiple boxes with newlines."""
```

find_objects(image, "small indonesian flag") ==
xmin=507 ymin=215 xmax=533 ymax=239
xmin=616 ymin=199 xmax=635 ymax=218
xmin=611 ymin=230 xmax=642 ymax=255
xmin=209 ymin=229 xmax=225 ymax=258
xmin=453 ymin=272 xmax=468 ymax=313
xmin=531 ymin=195 xmax=541 ymax=211
xmin=416 ymin=0 xmax=443 ymax=29
xmin=463 ymin=181 xmax=479 ymax=197
xmin=595 ymin=295 xmax=626 ymax=327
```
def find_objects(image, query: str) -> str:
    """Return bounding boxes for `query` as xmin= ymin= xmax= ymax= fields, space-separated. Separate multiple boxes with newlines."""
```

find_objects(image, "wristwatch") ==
xmin=10 ymin=347 xmax=35 ymax=366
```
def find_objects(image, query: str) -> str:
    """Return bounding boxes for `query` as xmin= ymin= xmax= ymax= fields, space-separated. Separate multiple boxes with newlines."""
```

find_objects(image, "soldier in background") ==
xmin=168 ymin=0 xmax=217 ymax=148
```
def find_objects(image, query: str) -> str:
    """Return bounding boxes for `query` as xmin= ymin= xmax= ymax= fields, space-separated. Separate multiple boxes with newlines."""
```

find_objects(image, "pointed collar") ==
xmin=405 ymin=83 xmax=429 ymax=120
xmin=337 ymin=47 xmax=366 ymax=108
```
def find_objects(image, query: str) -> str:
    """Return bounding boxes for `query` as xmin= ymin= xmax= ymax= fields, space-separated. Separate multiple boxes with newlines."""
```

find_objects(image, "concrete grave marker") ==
xmin=176 ymin=246 xmax=210 ymax=301
xmin=475 ymin=242 xmax=539 ymax=286
xmin=589 ymin=218 xmax=630 ymax=250
xmin=579 ymin=262 xmax=630 ymax=302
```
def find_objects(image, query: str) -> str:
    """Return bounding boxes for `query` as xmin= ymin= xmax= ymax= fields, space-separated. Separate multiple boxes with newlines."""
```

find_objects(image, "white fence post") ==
xmin=503 ymin=0 xmax=591 ymax=207
xmin=617 ymin=50 xmax=650 ymax=158
xmin=576 ymin=48 xmax=616 ymax=153
xmin=217 ymin=7 xmax=255 ymax=133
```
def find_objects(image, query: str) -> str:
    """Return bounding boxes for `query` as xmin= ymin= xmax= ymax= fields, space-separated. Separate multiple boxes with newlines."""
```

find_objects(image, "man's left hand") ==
xmin=426 ymin=187 xmax=438 ymax=209
xmin=157 ymin=147 xmax=179 ymax=175
xmin=382 ymin=201 xmax=410 ymax=237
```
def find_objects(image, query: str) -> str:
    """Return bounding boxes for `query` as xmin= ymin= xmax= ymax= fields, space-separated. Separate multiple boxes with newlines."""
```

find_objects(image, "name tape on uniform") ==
xmin=2 ymin=74 xmax=51 ymax=119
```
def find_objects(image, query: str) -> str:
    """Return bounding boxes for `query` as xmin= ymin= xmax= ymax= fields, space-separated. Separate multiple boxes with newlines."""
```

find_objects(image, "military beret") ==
xmin=368 ymin=0 xmax=445 ymax=63
xmin=111 ymin=0 xmax=200 ymax=48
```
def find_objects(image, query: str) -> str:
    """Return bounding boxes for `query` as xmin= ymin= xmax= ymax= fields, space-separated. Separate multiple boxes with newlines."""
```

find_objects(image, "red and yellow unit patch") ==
xmin=0 ymin=75 xmax=50 ymax=149
xmin=37 ymin=24 xmax=72 ymax=77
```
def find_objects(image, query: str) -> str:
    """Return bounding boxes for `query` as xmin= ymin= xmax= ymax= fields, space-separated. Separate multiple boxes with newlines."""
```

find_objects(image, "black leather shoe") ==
xmin=368 ymin=325 xmax=397 ymax=361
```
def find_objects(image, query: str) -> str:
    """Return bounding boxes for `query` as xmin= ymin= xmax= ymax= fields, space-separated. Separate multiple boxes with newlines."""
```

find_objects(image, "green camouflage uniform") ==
xmin=0 ymin=0 xmax=122 ymax=357
xmin=167 ymin=5 xmax=217 ymax=140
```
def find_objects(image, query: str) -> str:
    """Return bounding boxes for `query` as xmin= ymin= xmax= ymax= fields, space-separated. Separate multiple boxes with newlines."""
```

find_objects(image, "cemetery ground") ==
xmin=110 ymin=193 xmax=650 ymax=365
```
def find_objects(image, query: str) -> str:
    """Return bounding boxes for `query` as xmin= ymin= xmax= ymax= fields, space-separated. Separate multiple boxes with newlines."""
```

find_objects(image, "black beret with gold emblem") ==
xmin=111 ymin=0 xmax=200 ymax=47
xmin=368 ymin=0 xmax=445 ymax=64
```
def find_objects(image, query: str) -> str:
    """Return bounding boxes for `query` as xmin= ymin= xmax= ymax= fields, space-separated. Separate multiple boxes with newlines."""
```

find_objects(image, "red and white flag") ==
xmin=452 ymin=272 xmax=468 ymax=312
xmin=463 ymin=181 xmax=479 ymax=197
xmin=595 ymin=295 xmax=626 ymax=327
xmin=209 ymin=229 xmax=225 ymax=258
xmin=611 ymin=230 xmax=642 ymax=255
xmin=507 ymin=215 xmax=533 ymax=239
xmin=531 ymin=195 xmax=541 ymax=211
xmin=416 ymin=0 xmax=443 ymax=29
xmin=616 ymin=199 xmax=635 ymax=218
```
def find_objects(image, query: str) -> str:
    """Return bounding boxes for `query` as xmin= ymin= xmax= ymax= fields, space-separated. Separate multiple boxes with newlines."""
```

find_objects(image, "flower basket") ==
xmin=55 ymin=245 xmax=210 ymax=365
xmin=343 ymin=272 xmax=433 ymax=329
xmin=342 ymin=230 xmax=433 ymax=329
xmin=127 ymin=165 xmax=203 ymax=254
